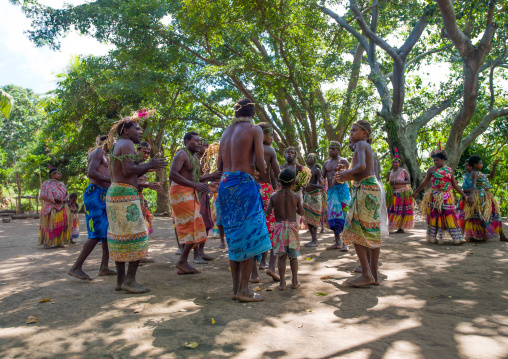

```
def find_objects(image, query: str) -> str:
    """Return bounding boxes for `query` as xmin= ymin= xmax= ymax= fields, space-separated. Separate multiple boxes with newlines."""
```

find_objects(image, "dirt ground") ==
xmin=1 ymin=216 xmax=507 ymax=359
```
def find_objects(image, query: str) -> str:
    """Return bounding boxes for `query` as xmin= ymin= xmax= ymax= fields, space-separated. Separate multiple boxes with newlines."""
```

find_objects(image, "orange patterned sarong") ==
xmin=169 ymin=184 xmax=207 ymax=244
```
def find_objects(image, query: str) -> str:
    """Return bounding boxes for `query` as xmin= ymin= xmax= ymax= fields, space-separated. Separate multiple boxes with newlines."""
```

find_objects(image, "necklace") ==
xmin=231 ymin=116 xmax=253 ymax=125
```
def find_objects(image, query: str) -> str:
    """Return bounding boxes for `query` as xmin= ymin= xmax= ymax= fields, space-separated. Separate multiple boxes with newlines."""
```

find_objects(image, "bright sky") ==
xmin=0 ymin=0 xmax=111 ymax=94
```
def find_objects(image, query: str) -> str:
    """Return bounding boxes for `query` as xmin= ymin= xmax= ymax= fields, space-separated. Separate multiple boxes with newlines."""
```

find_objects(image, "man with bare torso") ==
xmin=68 ymin=134 xmax=116 ymax=281
xmin=169 ymin=132 xmax=220 ymax=275
xmin=337 ymin=120 xmax=382 ymax=287
xmin=106 ymin=120 xmax=168 ymax=293
xmin=217 ymin=98 xmax=272 ymax=302
xmin=322 ymin=141 xmax=351 ymax=250
xmin=252 ymin=122 xmax=280 ymax=283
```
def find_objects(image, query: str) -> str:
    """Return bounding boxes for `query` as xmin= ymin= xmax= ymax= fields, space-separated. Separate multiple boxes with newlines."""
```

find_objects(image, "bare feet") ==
xmin=232 ymin=294 xmax=237 ymax=300
xmin=258 ymin=261 xmax=269 ymax=270
xmin=500 ymin=232 xmax=508 ymax=242
xmin=68 ymin=268 xmax=93 ymax=281
xmin=193 ymin=256 xmax=208 ymax=264
xmin=265 ymin=269 xmax=281 ymax=282
xmin=249 ymin=276 xmax=260 ymax=283
xmin=396 ymin=229 xmax=405 ymax=233
xmin=236 ymin=291 xmax=265 ymax=302
xmin=98 ymin=268 xmax=117 ymax=276
xmin=326 ymin=243 xmax=341 ymax=250
xmin=304 ymin=240 xmax=319 ymax=247
xmin=340 ymin=243 xmax=348 ymax=251
xmin=278 ymin=279 xmax=287 ymax=291
xmin=291 ymin=278 xmax=300 ymax=289
xmin=346 ymin=275 xmax=375 ymax=287
xmin=140 ymin=257 xmax=155 ymax=263
xmin=219 ymin=242 xmax=226 ymax=250
xmin=201 ymin=253 xmax=214 ymax=261
xmin=121 ymin=281 xmax=150 ymax=294
xmin=176 ymin=263 xmax=201 ymax=274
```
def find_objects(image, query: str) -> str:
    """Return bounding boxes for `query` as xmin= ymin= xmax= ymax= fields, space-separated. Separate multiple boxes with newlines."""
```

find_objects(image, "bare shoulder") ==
xmin=338 ymin=157 xmax=349 ymax=166
xmin=291 ymin=191 xmax=300 ymax=201
xmin=264 ymin=145 xmax=276 ymax=156
xmin=427 ymin=166 xmax=436 ymax=174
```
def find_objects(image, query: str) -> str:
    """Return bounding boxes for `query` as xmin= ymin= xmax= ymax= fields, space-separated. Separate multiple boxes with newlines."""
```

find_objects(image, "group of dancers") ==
xmin=37 ymin=98 xmax=505 ymax=301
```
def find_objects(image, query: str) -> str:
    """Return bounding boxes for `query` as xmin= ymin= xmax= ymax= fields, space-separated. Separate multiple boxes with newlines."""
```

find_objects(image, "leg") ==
xmin=327 ymin=231 xmax=347 ymax=251
xmin=98 ymin=240 xmax=116 ymax=276
xmin=236 ymin=257 xmax=264 ymax=302
xmin=346 ymin=244 xmax=375 ymax=287
xmin=290 ymin=257 xmax=300 ymax=289
xmin=250 ymin=260 xmax=260 ymax=283
xmin=277 ymin=254 xmax=287 ymax=290
xmin=122 ymin=260 xmax=150 ymax=294
xmin=175 ymin=243 xmax=184 ymax=255
xmin=265 ymin=249 xmax=280 ymax=281
xmin=369 ymin=248 xmax=381 ymax=285
xmin=68 ymin=238 xmax=100 ymax=280
xmin=176 ymin=243 xmax=201 ymax=274
xmin=230 ymin=260 xmax=240 ymax=299
xmin=199 ymin=242 xmax=214 ymax=261
xmin=500 ymin=230 xmax=508 ymax=242
xmin=115 ymin=262 xmax=125 ymax=291
xmin=193 ymin=244 xmax=207 ymax=264
xmin=218 ymin=225 xmax=226 ymax=249
xmin=305 ymin=224 xmax=319 ymax=247
xmin=259 ymin=251 xmax=269 ymax=269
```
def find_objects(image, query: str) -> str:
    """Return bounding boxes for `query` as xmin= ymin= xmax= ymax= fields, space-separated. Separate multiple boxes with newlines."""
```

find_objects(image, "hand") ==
xmin=54 ymin=198 xmax=63 ymax=204
xmin=195 ymin=182 xmax=211 ymax=194
xmin=412 ymin=193 xmax=417 ymax=199
xmin=466 ymin=195 xmax=473 ymax=204
xmin=148 ymin=157 xmax=168 ymax=170
xmin=336 ymin=169 xmax=350 ymax=182
xmin=212 ymin=170 xmax=223 ymax=180
xmin=149 ymin=182 xmax=163 ymax=192
xmin=305 ymin=184 xmax=313 ymax=193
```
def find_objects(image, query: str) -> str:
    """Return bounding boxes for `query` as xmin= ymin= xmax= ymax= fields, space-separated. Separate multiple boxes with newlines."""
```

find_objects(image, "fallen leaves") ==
xmin=320 ymin=276 xmax=331 ymax=280
xmin=184 ymin=342 xmax=198 ymax=349
xmin=253 ymin=286 xmax=262 ymax=292
xmin=467 ymin=251 xmax=474 ymax=255
xmin=26 ymin=315 xmax=38 ymax=324
xmin=211 ymin=318 xmax=216 ymax=325
xmin=134 ymin=304 xmax=146 ymax=313
xmin=39 ymin=298 xmax=50 ymax=303
xmin=315 ymin=292 xmax=327 ymax=296
xmin=305 ymin=257 xmax=312 ymax=261
xmin=305 ymin=309 xmax=312 ymax=312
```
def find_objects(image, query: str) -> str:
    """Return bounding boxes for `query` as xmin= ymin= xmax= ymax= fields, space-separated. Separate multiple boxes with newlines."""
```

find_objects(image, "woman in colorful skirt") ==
xmin=456 ymin=160 xmax=472 ymax=230
xmin=462 ymin=155 xmax=505 ymax=241
xmin=39 ymin=167 xmax=72 ymax=248
xmin=413 ymin=149 xmax=468 ymax=245
xmin=386 ymin=158 xmax=414 ymax=233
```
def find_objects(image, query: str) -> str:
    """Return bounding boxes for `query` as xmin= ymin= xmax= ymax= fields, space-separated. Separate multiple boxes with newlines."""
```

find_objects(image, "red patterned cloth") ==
xmin=259 ymin=182 xmax=275 ymax=242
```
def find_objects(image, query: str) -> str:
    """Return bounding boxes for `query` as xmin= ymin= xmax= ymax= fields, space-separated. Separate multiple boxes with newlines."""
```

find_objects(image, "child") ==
xmin=336 ymin=120 xmax=382 ymax=287
xmin=69 ymin=192 xmax=80 ymax=243
xmin=266 ymin=168 xmax=304 ymax=290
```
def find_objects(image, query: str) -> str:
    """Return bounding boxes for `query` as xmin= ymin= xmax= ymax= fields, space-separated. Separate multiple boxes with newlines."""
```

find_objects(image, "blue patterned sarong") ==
xmin=327 ymin=183 xmax=351 ymax=235
xmin=84 ymin=184 xmax=108 ymax=241
xmin=217 ymin=171 xmax=272 ymax=261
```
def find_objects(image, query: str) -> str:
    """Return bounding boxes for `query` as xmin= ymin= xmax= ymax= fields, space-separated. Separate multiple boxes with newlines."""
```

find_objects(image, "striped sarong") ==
xmin=303 ymin=189 xmax=322 ymax=228
xmin=169 ymin=184 xmax=207 ymax=244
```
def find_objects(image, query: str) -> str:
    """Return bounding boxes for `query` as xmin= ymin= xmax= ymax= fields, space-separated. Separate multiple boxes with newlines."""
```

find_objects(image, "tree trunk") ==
xmin=14 ymin=172 xmax=21 ymax=215
xmin=155 ymin=167 xmax=170 ymax=215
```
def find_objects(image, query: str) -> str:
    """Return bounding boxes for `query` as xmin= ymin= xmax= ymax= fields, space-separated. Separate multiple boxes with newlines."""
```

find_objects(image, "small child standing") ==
xmin=69 ymin=192 xmax=80 ymax=243
xmin=266 ymin=168 xmax=304 ymax=290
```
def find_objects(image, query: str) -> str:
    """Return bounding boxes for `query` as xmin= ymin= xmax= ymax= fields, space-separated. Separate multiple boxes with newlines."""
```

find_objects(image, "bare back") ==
xmin=352 ymin=141 xmax=375 ymax=181
xmin=269 ymin=190 xmax=303 ymax=223
xmin=220 ymin=122 xmax=265 ymax=176
xmin=88 ymin=148 xmax=111 ymax=189
xmin=257 ymin=144 xmax=279 ymax=184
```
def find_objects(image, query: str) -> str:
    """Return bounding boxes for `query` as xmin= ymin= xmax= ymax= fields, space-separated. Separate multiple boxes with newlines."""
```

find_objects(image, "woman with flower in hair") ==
xmin=39 ymin=167 xmax=72 ymax=248
xmin=462 ymin=155 xmax=505 ymax=241
xmin=413 ymin=149 xmax=468 ymax=245
xmin=386 ymin=155 xmax=414 ymax=233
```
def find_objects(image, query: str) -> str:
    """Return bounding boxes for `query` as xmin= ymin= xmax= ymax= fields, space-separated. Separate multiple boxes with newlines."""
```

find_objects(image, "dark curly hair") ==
xmin=430 ymin=149 xmax=448 ymax=160
xmin=468 ymin=154 xmax=482 ymax=167
xmin=279 ymin=168 xmax=296 ymax=186
xmin=69 ymin=192 xmax=78 ymax=199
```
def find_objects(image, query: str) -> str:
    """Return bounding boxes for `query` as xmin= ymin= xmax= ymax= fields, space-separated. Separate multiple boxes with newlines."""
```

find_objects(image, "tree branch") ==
xmin=461 ymin=108 xmax=508 ymax=150
xmin=399 ymin=13 xmax=429 ymax=59
xmin=407 ymin=98 xmax=452 ymax=132
xmin=489 ymin=65 xmax=496 ymax=110
xmin=436 ymin=0 xmax=475 ymax=57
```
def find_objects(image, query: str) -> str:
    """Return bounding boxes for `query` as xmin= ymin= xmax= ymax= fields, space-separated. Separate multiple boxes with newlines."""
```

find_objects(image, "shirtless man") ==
xmin=107 ymin=120 xmax=168 ymax=293
xmin=217 ymin=98 xmax=272 ymax=302
xmin=253 ymin=122 xmax=280 ymax=283
xmin=68 ymin=134 xmax=116 ymax=281
xmin=337 ymin=120 xmax=382 ymax=287
xmin=303 ymin=153 xmax=324 ymax=247
xmin=169 ymin=132 xmax=220 ymax=274
xmin=322 ymin=142 xmax=350 ymax=250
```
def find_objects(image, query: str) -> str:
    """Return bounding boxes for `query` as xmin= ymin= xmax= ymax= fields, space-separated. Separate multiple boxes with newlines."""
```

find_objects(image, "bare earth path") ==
xmin=1 ymin=216 xmax=507 ymax=359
